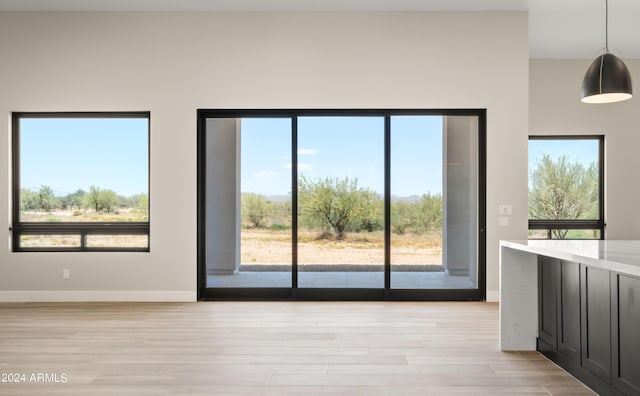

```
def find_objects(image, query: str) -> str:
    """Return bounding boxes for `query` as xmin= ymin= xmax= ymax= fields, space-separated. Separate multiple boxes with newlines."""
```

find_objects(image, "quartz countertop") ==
xmin=500 ymin=240 xmax=640 ymax=277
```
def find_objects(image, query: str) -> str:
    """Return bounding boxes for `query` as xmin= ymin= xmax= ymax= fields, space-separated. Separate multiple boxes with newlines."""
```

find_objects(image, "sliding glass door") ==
xmin=297 ymin=117 xmax=385 ymax=288
xmin=199 ymin=110 xmax=485 ymax=300
xmin=204 ymin=117 xmax=292 ymax=289
xmin=390 ymin=116 xmax=479 ymax=289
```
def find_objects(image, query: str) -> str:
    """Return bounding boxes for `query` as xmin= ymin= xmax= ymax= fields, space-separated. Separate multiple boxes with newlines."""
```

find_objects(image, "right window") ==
xmin=528 ymin=136 xmax=604 ymax=240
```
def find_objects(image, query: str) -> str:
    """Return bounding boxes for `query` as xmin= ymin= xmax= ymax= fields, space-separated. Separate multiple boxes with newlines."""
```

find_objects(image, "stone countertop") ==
xmin=500 ymin=239 xmax=640 ymax=277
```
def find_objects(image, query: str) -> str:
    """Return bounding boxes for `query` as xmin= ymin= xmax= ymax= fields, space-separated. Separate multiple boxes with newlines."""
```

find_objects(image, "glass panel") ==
xmin=390 ymin=116 xmax=478 ymax=289
xmin=85 ymin=234 xmax=149 ymax=248
xmin=20 ymin=234 xmax=81 ymax=248
xmin=19 ymin=117 xmax=149 ymax=223
xmin=206 ymin=118 xmax=292 ymax=288
xmin=528 ymin=139 xmax=600 ymax=221
xmin=529 ymin=229 xmax=601 ymax=240
xmin=528 ymin=229 xmax=549 ymax=240
xmin=297 ymin=117 xmax=384 ymax=288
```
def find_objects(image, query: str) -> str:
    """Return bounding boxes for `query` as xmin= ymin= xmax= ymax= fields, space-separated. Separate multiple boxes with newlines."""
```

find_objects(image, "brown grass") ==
xmin=21 ymin=209 xmax=147 ymax=223
xmin=241 ymin=229 xmax=442 ymax=265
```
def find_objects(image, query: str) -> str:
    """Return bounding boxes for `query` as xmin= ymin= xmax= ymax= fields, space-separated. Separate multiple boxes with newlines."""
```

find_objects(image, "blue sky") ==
xmin=528 ymin=139 xmax=599 ymax=188
xmin=240 ymin=116 xmax=443 ymax=197
xmin=20 ymin=117 xmax=149 ymax=197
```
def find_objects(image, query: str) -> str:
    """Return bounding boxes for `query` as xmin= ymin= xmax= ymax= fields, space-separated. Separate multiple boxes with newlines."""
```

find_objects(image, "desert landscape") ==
xmin=241 ymin=229 xmax=443 ymax=266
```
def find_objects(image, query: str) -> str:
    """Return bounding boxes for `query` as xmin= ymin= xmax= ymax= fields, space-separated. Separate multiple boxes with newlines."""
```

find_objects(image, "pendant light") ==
xmin=581 ymin=0 xmax=632 ymax=103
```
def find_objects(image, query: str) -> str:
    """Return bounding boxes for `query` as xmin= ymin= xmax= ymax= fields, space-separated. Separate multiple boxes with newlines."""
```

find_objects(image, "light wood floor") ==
xmin=0 ymin=301 xmax=594 ymax=395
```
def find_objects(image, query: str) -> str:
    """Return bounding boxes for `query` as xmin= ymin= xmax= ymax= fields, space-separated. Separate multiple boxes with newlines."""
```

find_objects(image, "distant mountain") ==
xmin=265 ymin=195 xmax=292 ymax=203
xmin=262 ymin=194 xmax=424 ymax=203
xmin=391 ymin=194 xmax=422 ymax=203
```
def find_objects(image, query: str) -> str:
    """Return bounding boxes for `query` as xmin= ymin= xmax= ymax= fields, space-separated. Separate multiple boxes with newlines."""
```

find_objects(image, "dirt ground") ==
xmin=241 ymin=229 xmax=443 ymax=265
xmin=21 ymin=209 xmax=146 ymax=222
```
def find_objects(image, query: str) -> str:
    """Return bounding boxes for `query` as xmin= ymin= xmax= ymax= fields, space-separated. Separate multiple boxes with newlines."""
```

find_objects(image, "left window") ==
xmin=12 ymin=112 xmax=150 ymax=252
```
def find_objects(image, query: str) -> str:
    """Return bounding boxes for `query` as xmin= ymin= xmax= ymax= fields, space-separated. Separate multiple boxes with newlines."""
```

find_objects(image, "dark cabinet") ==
xmin=538 ymin=256 xmax=558 ymax=348
xmin=558 ymin=260 xmax=581 ymax=363
xmin=537 ymin=257 xmax=640 ymax=395
xmin=581 ymin=265 xmax=611 ymax=383
xmin=538 ymin=256 xmax=581 ymax=361
xmin=612 ymin=273 xmax=640 ymax=395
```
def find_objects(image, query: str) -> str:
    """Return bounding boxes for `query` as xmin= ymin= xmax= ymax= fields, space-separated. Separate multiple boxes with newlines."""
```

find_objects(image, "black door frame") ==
xmin=197 ymin=109 xmax=486 ymax=301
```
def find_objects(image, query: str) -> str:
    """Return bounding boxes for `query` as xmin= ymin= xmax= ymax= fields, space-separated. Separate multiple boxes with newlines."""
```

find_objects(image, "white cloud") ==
xmin=254 ymin=170 xmax=280 ymax=179
xmin=283 ymin=163 xmax=312 ymax=170
xmin=298 ymin=148 xmax=318 ymax=156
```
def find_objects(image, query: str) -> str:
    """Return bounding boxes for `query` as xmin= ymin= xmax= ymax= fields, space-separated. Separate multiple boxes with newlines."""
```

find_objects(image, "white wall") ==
xmin=0 ymin=11 xmax=529 ymax=301
xmin=530 ymin=59 xmax=640 ymax=240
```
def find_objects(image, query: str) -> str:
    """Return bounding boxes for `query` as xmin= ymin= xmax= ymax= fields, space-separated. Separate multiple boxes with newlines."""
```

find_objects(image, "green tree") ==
xmin=135 ymin=194 xmax=149 ymax=220
xmin=418 ymin=193 xmax=443 ymax=233
xmin=241 ymin=193 xmax=271 ymax=228
xmin=391 ymin=200 xmax=414 ymax=235
xmin=298 ymin=176 xmax=380 ymax=239
xmin=529 ymin=154 xmax=598 ymax=239
xmin=84 ymin=185 xmax=102 ymax=212
xmin=20 ymin=189 xmax=39 ymax=211
xmin=37 ymin=185 xmax=56 ymax=212
xmin=390 ymin=193 xmax=442 ymax=235
xmin=99 ymin=189 xmax=118 ymax=213
xmin=61 ymin=189 xmax=86 ymax=210
xmin=84 ymin=185 xmax=118 ymax=213
xmin=348 ymin=189 xmax=383 ymax=233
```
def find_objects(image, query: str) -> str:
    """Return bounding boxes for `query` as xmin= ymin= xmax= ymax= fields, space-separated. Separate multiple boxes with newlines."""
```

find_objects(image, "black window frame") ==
xmin=11 ymin=112 xmax=151 ymax=252
xmin=528 ymin=135 xmax=605 ymax=240
xmin=197 ymin=109 xmax=487 ymax=301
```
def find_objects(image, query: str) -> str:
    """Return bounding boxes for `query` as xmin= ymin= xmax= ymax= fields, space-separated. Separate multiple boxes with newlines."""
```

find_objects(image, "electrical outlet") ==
xmin=63 ymin=269 xmax=70 ymax=280
xmin=499 ymin=216 xmax=509 ymax=227
xmin=499 ymin=205 xmax=513 ymax=215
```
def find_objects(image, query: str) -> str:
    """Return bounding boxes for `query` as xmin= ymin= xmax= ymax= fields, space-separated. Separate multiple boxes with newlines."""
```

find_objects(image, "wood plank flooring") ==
xmin=0 ymin=302 xmax=594 ymax=395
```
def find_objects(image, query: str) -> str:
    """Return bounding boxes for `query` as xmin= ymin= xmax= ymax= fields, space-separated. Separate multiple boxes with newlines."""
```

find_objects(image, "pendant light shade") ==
xmin=580 ymin=0 xmax=632 ymax=104
xmin=581 ymin=53 xmax=633 ymax=103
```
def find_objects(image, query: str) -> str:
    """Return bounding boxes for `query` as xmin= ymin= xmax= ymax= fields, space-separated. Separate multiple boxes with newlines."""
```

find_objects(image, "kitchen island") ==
xmin=500 ymin=240 xmax=640 ymax=395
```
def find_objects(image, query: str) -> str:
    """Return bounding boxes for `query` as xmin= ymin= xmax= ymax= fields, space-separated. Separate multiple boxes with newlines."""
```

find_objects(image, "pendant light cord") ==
xmin=605 ymin=0 xmax=609 ymax=52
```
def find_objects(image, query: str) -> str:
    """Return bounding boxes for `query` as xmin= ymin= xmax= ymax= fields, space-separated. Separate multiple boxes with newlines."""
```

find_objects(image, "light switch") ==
xmin=499 ymin=216 xmax=509 ymax=227
xmin=499 ymin=205 xmax=513 ymax=215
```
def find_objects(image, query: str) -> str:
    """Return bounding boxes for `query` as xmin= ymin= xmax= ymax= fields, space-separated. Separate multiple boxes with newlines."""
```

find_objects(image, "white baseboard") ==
xmin=486 ymin=290 xmax=500 ymax=302
xmin=0 ymin=289 xmax=499 ymax=303
xmin=0 ymin=290 xmax=196 ymax=302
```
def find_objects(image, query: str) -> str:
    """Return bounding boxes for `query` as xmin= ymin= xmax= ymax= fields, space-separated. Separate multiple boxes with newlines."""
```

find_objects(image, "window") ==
xmin=528 ymin=136 xmax=604 ymax=240
xmin=199 ymin=109 xmax=486 ymax=301
xmin=12 ymin=112 xmax=150 ymax=251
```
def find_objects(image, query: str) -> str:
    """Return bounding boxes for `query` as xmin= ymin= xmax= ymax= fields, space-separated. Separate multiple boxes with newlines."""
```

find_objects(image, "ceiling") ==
xmin=0 ymin=0 xmax=638 ymax=58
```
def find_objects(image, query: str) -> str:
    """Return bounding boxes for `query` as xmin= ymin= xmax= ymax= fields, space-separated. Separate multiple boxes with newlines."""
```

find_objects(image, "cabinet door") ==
xmin=612 ymin=273 xmax=640 ymax=394
xmin=558 ymin=260 xmax=581 ymax=363
xmin=539 ymin=256 xmax=558 ymax=348
xmin=581 ymin=265 xmax=611 ymax=383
